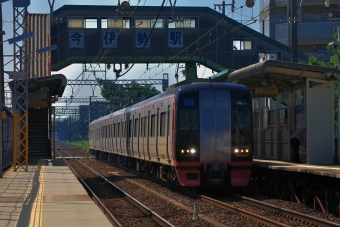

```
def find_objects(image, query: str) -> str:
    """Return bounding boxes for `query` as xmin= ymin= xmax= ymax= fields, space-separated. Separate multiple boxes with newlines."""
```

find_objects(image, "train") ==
xmin=89 ymin=82 xmax=254 ymax=188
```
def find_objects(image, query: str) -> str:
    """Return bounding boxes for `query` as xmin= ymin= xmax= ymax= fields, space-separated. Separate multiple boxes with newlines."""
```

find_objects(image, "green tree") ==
xmin=98 ymin=79 xmax=161 ymax=112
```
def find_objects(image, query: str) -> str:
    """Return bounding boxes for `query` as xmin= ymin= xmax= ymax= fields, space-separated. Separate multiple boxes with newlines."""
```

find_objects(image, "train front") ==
xmin=174 ymin=83 xmax=253 ymax=187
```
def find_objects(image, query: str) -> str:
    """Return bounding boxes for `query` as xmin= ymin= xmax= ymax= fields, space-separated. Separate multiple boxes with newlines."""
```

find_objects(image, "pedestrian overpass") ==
xmin=48 ymin=4 xmax=307 ymax=79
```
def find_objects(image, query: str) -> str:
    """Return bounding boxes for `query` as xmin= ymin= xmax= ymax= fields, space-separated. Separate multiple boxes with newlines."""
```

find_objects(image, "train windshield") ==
xmin=199 ymin=90 xmax=231 ymax=162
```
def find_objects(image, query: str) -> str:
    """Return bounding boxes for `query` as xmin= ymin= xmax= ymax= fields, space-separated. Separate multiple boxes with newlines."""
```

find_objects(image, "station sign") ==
xmin=255 ymin=87 xmax=278 ymax=96
xmin=28 ymin=99 xmax=48 ymax=108
xmin=7 ymin=72 xmax=26 ymax=80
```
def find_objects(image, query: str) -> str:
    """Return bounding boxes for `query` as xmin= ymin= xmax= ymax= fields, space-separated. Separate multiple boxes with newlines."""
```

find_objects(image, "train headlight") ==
xmin=234 ymin=149 xmax=239 ymax=153
xmin=181 ymin=149 xmax=185 ymax=154
xmin=246 ymin=149 xmax=249 ymax=153
xmin=187 ymin=150 xmax=190 ymax=153
xmin=190 ymin=149 xmax=196 ymax=154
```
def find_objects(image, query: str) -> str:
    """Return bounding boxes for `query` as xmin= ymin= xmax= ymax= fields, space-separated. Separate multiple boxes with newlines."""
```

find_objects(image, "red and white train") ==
xmin=89 ymin=82 xmax=254 ymax=187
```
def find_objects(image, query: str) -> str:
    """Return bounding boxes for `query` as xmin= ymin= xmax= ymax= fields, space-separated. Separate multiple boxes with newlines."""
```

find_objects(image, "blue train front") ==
xmin=174 ymin=83 xmax=253 ymax=187
xmin=89 ymin=82 xmax=254 ymax=188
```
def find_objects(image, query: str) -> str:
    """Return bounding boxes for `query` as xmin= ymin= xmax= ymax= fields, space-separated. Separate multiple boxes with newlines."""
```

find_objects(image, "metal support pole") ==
xmin=286 ymin=0 xmax=290 ymax=46
xmin=291 ymin=0 xmax=298 ymax=63
xmin=329 ymin=27 xmax=340 ymax=164
xmin=0 ymin=3 xmax=3 ymax=178
xmin=336 ymin=28 xmax=340 ymax=164
xmin=89 ymin=96 xmax=92 ymax=123
xmin=53 ymin=106 xmax=56 ymax=159
xmin=13 ymin=0 xmax=30 ymax=172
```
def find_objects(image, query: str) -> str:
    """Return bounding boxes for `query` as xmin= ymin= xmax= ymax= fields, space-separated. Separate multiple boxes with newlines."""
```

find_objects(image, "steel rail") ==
xmin=232 ymin=194 xmax=340 ymax=227
xmin=63 ymin=157 xmax=123 ymax=227
xmin=74 ymin=158 xmax=174 ymax=227
xmin=92 ymin=157 xmax=291 ymax=226
xmin=200 ymin=195 xmax=289 ymax=227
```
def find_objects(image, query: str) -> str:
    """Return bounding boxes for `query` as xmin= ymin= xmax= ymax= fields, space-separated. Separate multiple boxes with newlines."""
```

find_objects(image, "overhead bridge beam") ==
xmin=67 ymin=78 xmax=167 ymax=86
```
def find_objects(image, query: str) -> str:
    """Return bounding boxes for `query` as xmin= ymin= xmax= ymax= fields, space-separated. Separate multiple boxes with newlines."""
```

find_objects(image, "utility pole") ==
xmin=291 ymin=0 xmax=298 ymax=63
xmin=214 ymin=1 xmax=235 ymax=15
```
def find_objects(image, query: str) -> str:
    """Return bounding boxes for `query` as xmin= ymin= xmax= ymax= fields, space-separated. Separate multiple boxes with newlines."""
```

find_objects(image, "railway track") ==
xmin=228 ymin=194 xmax=340 ymax=227
xmin=55 ymin=143 xmax=340 ymax=226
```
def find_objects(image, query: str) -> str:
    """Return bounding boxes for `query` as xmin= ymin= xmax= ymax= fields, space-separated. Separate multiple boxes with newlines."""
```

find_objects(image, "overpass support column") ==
xmin=185 ymin=62 xmax=197 ymax=80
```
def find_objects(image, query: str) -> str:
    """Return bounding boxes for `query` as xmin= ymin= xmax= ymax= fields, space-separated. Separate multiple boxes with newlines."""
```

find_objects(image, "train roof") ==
xmin=90 ymin=81 xmax=248 ymax=125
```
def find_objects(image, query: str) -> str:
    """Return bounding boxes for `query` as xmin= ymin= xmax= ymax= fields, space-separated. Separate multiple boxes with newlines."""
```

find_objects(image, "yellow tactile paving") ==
xmin=0 ymin=159 xmax=112 ymax=227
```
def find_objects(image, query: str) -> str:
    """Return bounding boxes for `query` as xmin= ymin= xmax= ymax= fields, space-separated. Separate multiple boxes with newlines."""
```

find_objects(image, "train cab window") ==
xmin=178 ymin=98 xmax=198 ymax=131
xmin=151 ymin=114 xmax=156 ymax=137
xmin=160 ymin=111 xmax=166 ymax=137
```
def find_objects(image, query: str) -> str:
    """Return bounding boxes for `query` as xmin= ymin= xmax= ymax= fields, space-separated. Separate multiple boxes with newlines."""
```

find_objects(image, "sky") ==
xmin=1 ymin=0 xmax=260 ymax=106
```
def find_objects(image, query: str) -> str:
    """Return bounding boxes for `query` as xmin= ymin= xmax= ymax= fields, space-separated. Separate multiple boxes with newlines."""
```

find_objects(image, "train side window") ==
xmin=113 ymin=123 xmax=116 ymax=138
xmin=128 ymin=120 xmax=132 ymax=138
xmin=134 ymin=118 xmax=138 ymax=137
xmin=147 ymin=113 xmax=150 ymax=138
xmin=96 ymin=128 xmax=100 ymax=140
xmin=157 ymin=109 xmax=159 ymax=137
xmin=124 ymin=121 xmax=126 ymax=138
xmin=151 ymin=114 xmax=155 ymax=137
xmin=110 ymin=124 xmax=112 ymax=138
xmin=160 ymin=111 xmax=166 ymax=137
xmin=117 ymin=123 xmax=120 ymax=137
xmin=140 ymin=117 xmax=143 ymax=137
xmin=122 ymin=121 xmax=124 ymax=138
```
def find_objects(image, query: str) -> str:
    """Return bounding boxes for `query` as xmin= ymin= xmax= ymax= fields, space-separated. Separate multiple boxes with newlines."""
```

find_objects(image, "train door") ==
xmin=166 ymin=104 xmax=171 ymax=161
xmin=118 ymin=120 xmax=121 ymax=153
xmin=147 ymin=111 xmax=151 ymax=159
xmin=199 ymin=90 xmax=231 ymax=162
xmin=156 ymin=108 xmax=160 ymax=160
xmin=142 ymin=115 xmax=147 ymax=159
xmin=137 ymin=113 xmax=141 ymax=157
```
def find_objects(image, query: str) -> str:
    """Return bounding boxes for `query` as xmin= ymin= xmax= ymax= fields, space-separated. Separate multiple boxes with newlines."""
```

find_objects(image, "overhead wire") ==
xmin=140 ymin=1 xmax=288 ymax=81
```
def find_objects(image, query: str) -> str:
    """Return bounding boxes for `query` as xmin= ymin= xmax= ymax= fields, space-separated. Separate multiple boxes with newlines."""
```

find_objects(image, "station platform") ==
xmin=0 ymin=159 xmax=111 ymax=227
xmin=253 ymin=159 xmax=340 ymax=178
